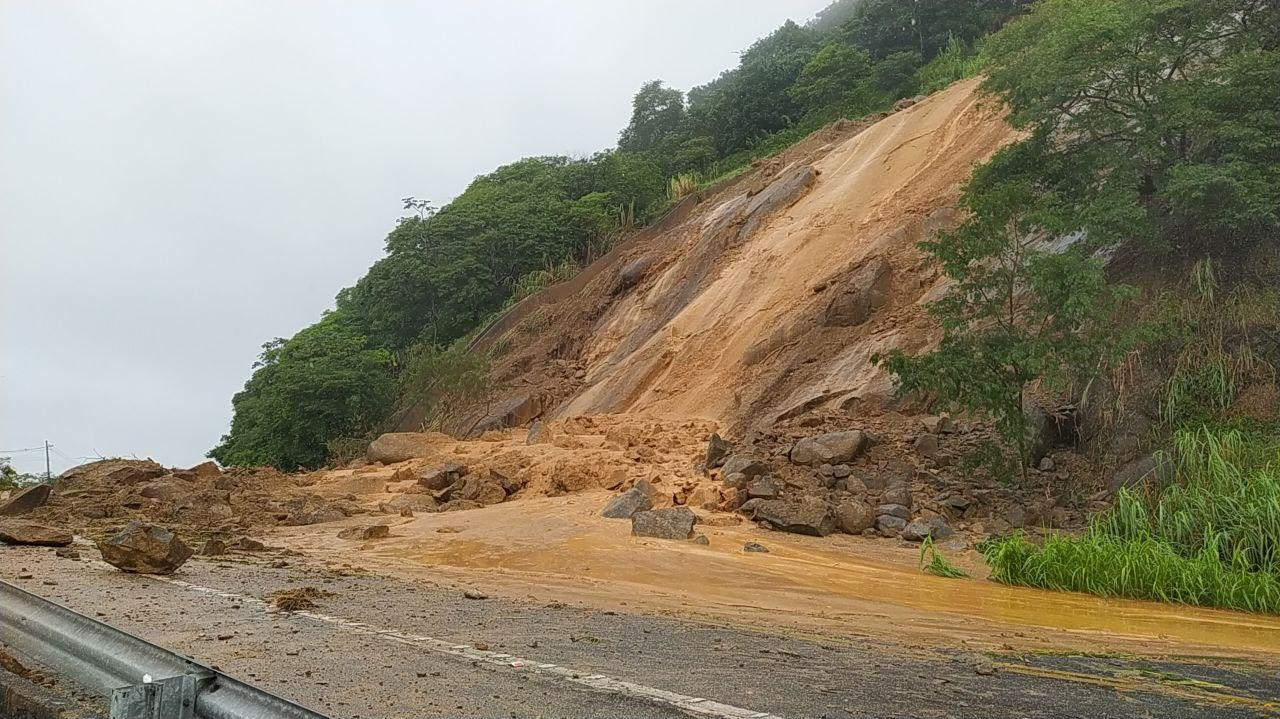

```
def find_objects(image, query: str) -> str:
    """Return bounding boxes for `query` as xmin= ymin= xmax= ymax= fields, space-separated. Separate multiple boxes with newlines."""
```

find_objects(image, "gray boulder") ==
xmin=902 ymin=516 xmax=954 ymax=542
xmin=1109 ymin=454 xmax=1171 ymax=492
xmin=602 ymin=481 xmax=655 ymax=519
xmin=876 ymin=503 xmax=910 ymax=520
xmin=631 ymin=507 xmax=697 ymax=540
xmin=875 ymin=515 xmax=907 ymax=537
xmin=418 ymin=462 xmax=467 ymax=491
xmin=834 ymin=500 xmax=874 ymax=534
xmin=745 ymin=477 xmax=779 ymax=500
xmin=615 ymin=255 xmax=657 ymax=293
xmin=790 ymin=431 xmax=868 ymax=466
xmin=97 ymin=522 xmax=192 ymax=574
xmin=704 ymin=434 xmax=731 ymax=471
xmin=753 ymin=498 xmax=835 ymax=537
xmin=721 ymin=455 xmax=769 ymax=480
xmin=0 ymin=520 xmax=72 ymax=547
xmin=0 ymin=483 xmax=51 ymax=517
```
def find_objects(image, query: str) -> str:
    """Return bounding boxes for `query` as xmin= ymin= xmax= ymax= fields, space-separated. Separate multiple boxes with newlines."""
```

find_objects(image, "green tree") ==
xmin=880 ymin=142 xmax=1132 ymax=474
xmin=788 ymin=42 xmax=874 ymax=112
xmin=980 ymin=0 xmax=1280 ymax=255
xmin=0 ymin=458 xmax=42 ymax=491
xmin=210 ymin=312 xmax=394 ymax=470
xmin=618 ymin=80 xmax=686 ymax=153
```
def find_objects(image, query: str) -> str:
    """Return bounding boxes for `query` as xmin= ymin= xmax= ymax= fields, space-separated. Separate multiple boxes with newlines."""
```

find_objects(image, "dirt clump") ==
xmin=269 ymin=586 xmax=334 ymax=612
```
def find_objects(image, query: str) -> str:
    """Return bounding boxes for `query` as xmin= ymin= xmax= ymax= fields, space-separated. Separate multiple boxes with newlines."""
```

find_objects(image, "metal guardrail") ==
xmin=0 ymin=579 xmax=330 ymax=719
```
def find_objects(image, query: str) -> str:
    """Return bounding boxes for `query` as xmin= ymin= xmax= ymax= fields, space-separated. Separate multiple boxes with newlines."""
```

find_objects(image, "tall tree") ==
xmin=618 ymin=81 xmax=686 ymax=153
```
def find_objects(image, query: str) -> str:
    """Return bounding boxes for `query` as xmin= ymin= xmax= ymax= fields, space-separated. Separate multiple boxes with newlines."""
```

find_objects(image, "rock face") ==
xmin=602 ymin=481 xmax=656 ymax=519
xmin=753 ymin=498 xmax=835 ymax=536
xmin=97 ymin=522 xmax=193 ymax=574
xmin=367 ymin=432 xmax=447 ymax=464
xmin=0 ymin=520 xmax=73 ymax=546
xmin=704 ymin=434 xmax=731 ymax=471
xmin=834 ymin=500 xmax=874 ymax=534
xmin=0 ymin=484 xmax=51 ymax=516
xmin=823 ymin=258 xmax=892 ymax=327
xmin=790 ymin=431 xmax=867 ymax=466
xmin=631 ymin=507 xmax=697 ymax=540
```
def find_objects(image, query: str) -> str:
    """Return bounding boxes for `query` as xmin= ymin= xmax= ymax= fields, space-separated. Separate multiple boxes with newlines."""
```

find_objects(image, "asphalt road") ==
xmin=1 ymin=544 xmax=1277 ymax=719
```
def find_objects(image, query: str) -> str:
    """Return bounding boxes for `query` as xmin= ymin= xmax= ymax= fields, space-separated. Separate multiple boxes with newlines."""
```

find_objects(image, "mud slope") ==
xmin=482 ymin=78 xmax=1017 ymax=436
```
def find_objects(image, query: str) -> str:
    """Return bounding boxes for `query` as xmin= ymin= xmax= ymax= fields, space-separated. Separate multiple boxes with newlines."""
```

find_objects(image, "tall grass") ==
xmin=917 ymin=35 xmax=984 ymax=94
xmin=920 ymin=536 xmax=969 ymax=578
xmin=985 ymin=428 xmax=1280 ymax=614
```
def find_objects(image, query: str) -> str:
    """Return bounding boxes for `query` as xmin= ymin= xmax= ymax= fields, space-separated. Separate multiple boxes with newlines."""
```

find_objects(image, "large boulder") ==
xmin=834 ymin=500 xmax=875 ymax=534
xmin=790 ymin=431 xmax=868 ymax=466
xmin=455 ymin=475 xmax=507 ymax=506
xmin=614 ymin=256 xmax=657 ymax=294
xmin=602 ymin=481 xmax=655 ymax=519
xmin=56 ymin=459 xmax=166 ymax=488
xmin=1108 ymin=454 xmax=1173 ymax=492
xmin=0 ymin=483 xmax=51 ymax=516
xmin=380 ymin=493 xmax=439 ymax=514
xmin=97 ymin=522 xmax=193 ymax=574
xmin=631 ymin=507 xmax=697 ymax=540
xmin=823 ymin=258 xmax=892 ymax=327
xmin=0 ymin=520 xmax=73 ymax=546
xmin=752 ymin=498 xmax=836 ymax=537
xmin=367 ymin=432 xmax=448 ymax=464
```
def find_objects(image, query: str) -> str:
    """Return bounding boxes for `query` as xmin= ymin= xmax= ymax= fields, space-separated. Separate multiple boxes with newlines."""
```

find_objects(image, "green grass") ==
xmin=985 ymin=427 xmax=1280 ymax=614
xmin=920 ymin=536 xmax=969 ymax=578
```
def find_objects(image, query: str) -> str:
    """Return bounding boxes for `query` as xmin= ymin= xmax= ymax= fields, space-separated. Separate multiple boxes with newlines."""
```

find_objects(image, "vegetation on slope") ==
xmin=213 ymin=0 xmax=1030 ymax=470
xmin=876 ymin=0 xmax=1279 ymax=613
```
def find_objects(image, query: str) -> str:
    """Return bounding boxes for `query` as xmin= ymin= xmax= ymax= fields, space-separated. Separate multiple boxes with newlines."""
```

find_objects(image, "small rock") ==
xmin=97 ymin=522 xmax=193 ymax=574
xmin=473 ymin=641 xmax=489 ymax=651
xmin=235 ymin=537 xmax=267 ymax=551
xmin=631 ymin=507 xmax=697 ymax=540
xmin=920 ymin=415 xmax=954 ymax=434
xmin=881 ymin=484 xmax=912 ymax=508
xmin=1038 ymin=457 xmax=1055 ymax=472
xmin=974 ymin=660 xmax=997 ymax=676
xmin=818 ymin=464 xmax=835 ymax=477
xmin=463 ymin=589 xmax=488 ymax=600
xmin=337 ymin=524 xmax=390 ymax=541
xmin=743 ymin=542 xmax=769 ymax=553
xmin=722 ymin=472 xmax=749 ymax=490
xmin=54 ymin=547 xmax=80 ymax=560
xmin=399 ymin=508 xmax=414 ymax=518
xmin=689 ymin=534 xmax=710 ymax=545
xmin=418 ymin=462 xmax=468 ymax=491
xmin=201 ymin=539 xmax=228 ymax=556
xmin=831 ymin=464 xmax=851 ymax=479
xmin=913 ymin=434 xmax=940 ymax=459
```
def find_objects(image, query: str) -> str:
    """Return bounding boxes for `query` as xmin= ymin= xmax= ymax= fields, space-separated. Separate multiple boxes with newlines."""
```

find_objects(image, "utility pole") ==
xmin=44 ymin=441 xmax=51 ymax=483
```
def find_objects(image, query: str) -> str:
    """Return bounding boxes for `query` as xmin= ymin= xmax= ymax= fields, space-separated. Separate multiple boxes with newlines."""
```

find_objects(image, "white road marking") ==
xmin=156 ymin=576 xmax=787 ymax=719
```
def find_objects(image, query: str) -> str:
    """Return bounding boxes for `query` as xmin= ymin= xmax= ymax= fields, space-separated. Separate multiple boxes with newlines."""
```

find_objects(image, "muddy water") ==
xmin=278 ymin=493 xmax=1280 ymax=660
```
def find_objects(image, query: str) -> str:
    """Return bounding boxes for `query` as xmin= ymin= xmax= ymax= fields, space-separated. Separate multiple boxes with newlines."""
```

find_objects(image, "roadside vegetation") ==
xmin=876 ymin=0 xmax=1280 ymax=613
xmin=214 ymin=0 xmax=1030 ymax=470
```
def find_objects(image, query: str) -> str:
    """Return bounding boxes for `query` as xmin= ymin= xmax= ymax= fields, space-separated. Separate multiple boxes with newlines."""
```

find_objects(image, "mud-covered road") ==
xmin=2 ymin=543 xmax=1278 ymax=719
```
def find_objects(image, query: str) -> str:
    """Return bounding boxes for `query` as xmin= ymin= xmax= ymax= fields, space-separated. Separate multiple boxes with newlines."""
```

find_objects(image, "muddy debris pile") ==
xmin=12 ymin=458 xmax=361 ymax=538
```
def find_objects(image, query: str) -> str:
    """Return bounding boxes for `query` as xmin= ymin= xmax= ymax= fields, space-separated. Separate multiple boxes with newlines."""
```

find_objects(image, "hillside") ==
xmin=470 ymin=79 xmax=1015 ymax=436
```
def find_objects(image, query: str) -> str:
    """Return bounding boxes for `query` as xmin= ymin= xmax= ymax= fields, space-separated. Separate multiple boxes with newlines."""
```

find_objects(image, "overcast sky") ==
xmin=1 ymin=1 xmax=831 ymax=475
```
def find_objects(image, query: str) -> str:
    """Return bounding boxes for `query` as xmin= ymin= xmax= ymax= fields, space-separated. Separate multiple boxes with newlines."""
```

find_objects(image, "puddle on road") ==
xmin=278 ymin=492 xmax=1280 ymax=660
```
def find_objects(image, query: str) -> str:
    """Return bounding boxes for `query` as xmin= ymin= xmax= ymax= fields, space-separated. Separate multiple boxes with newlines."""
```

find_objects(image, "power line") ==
xmin=0 ymin=446 xmax=45 ymax=454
